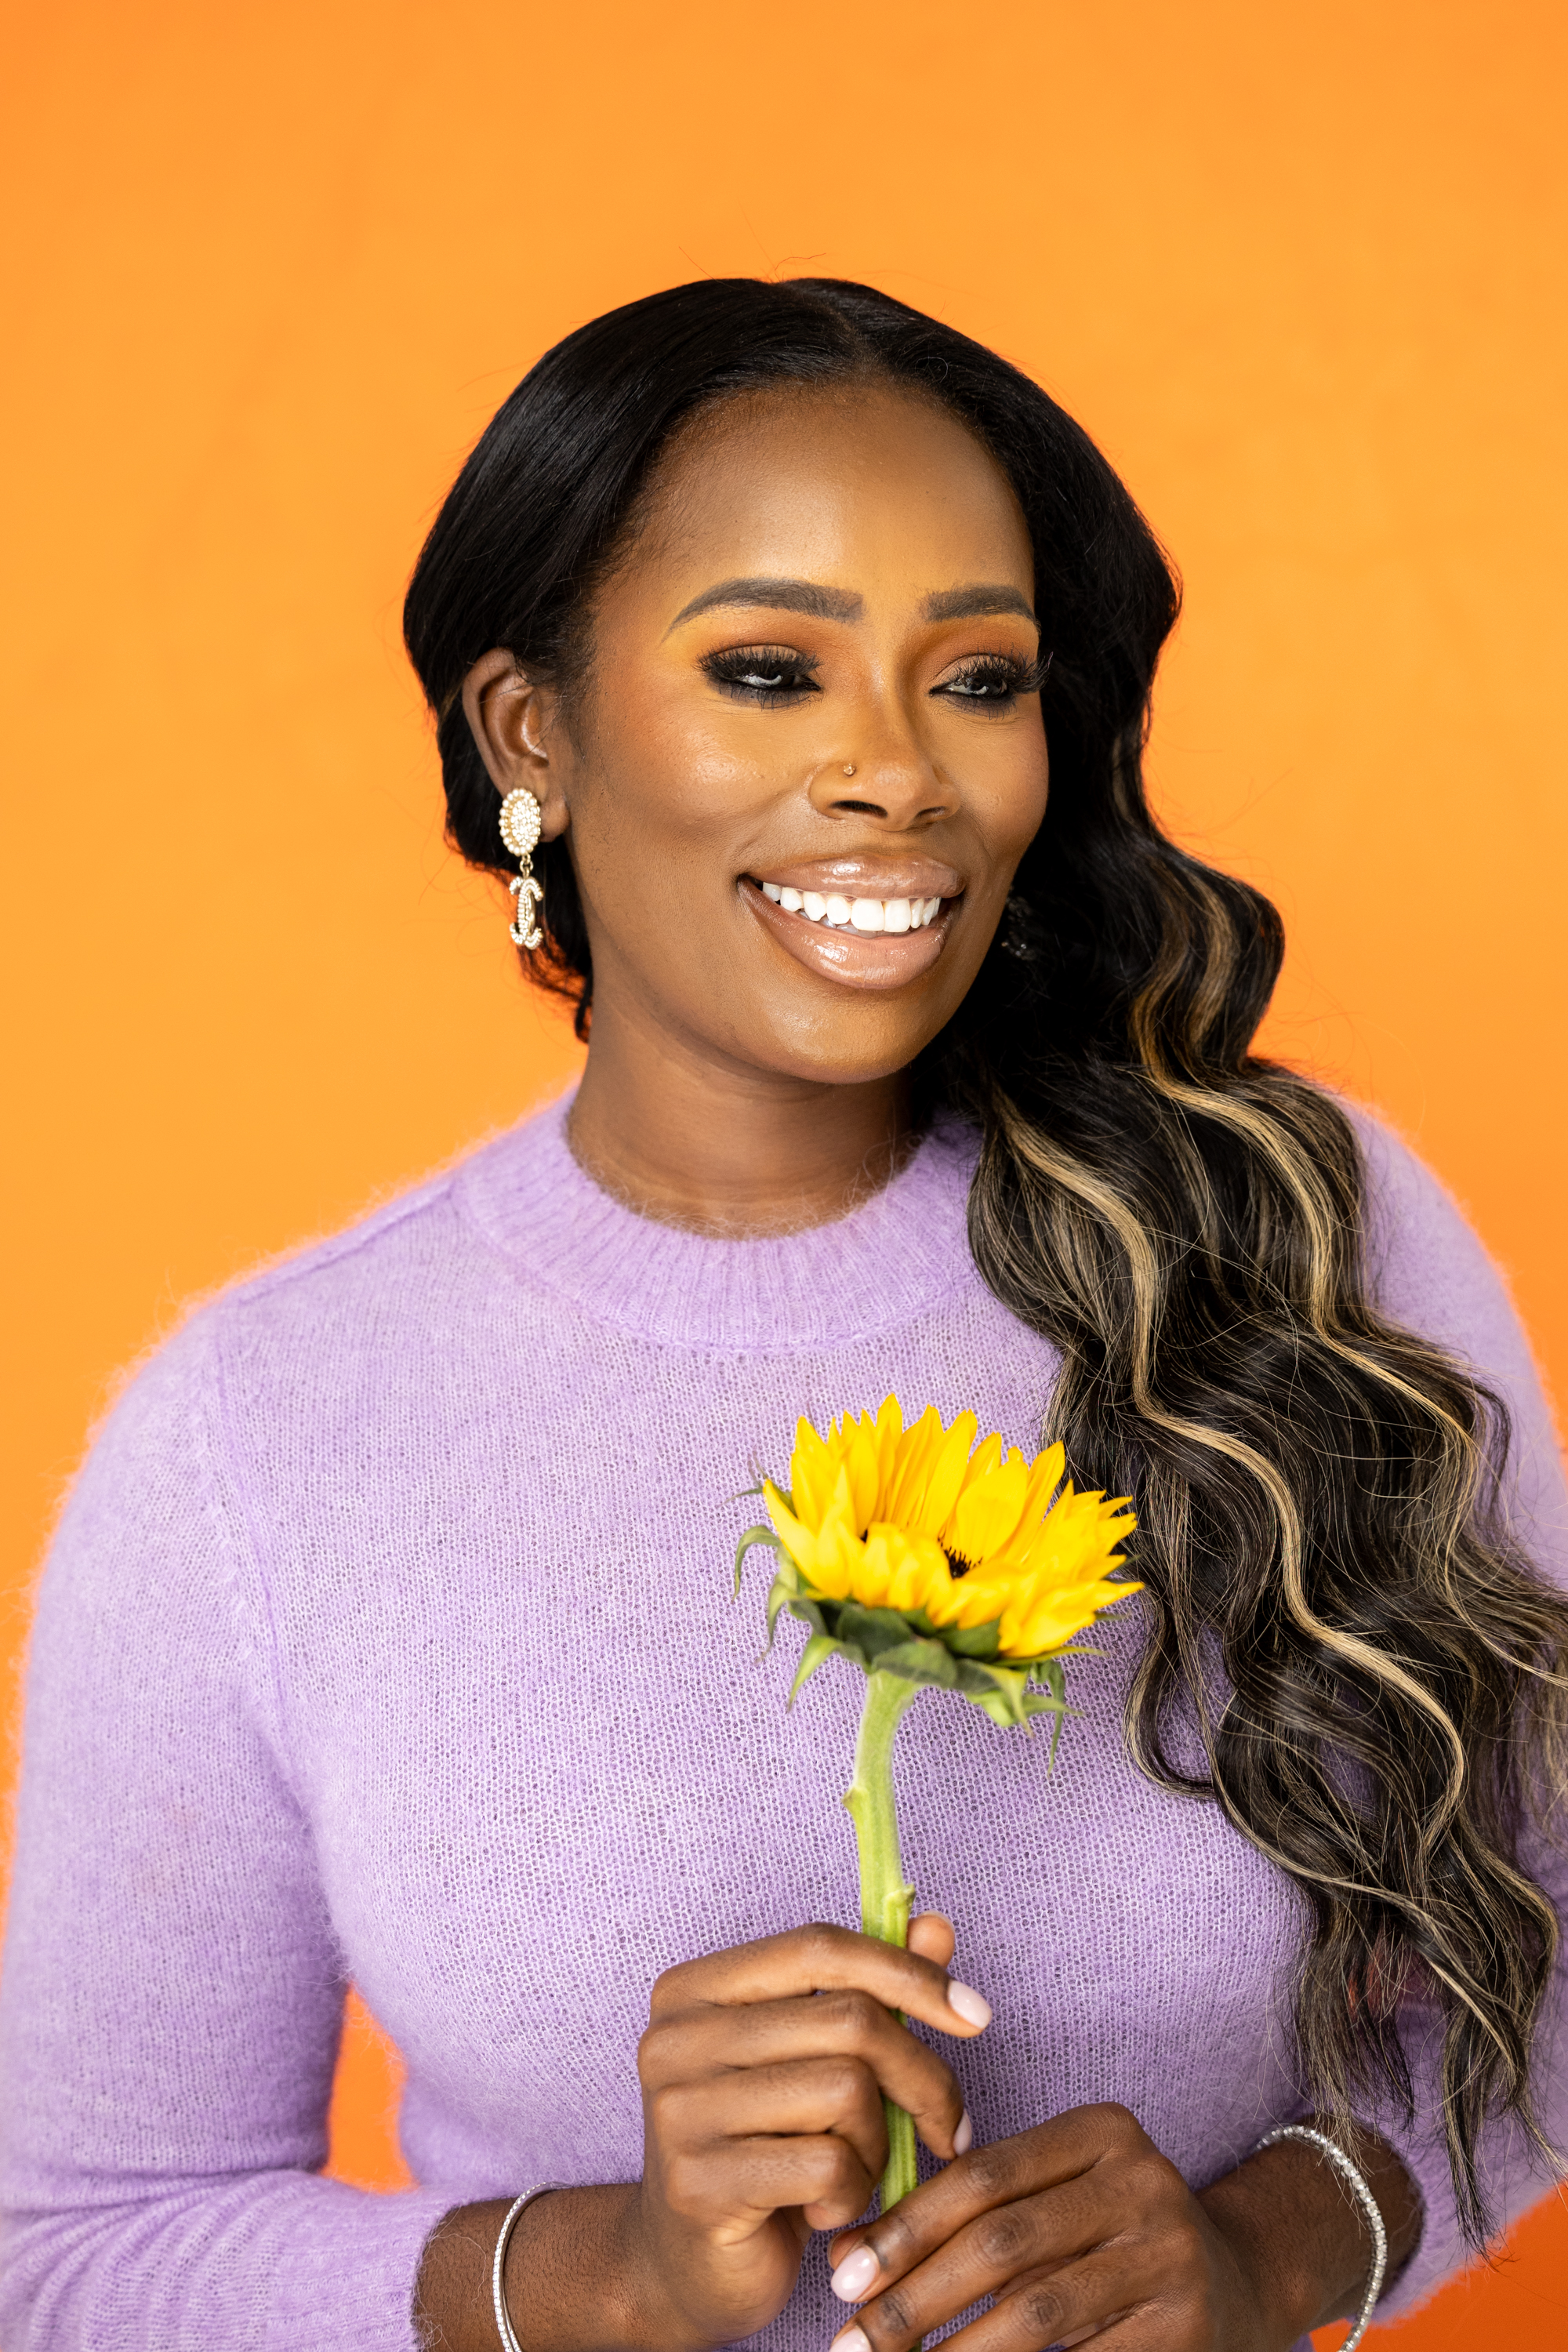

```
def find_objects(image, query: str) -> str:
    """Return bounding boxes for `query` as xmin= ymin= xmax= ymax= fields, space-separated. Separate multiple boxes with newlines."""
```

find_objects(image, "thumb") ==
xmin=906 ymin=1911 xmax=956 ymax=1971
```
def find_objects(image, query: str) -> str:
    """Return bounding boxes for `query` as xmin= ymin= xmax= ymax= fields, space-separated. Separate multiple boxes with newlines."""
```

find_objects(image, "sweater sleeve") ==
xmin=1347 ymin=1112 xmax=1568 ymax=2317
xmin=0 ymin=1314 xmax=452 ymax=2351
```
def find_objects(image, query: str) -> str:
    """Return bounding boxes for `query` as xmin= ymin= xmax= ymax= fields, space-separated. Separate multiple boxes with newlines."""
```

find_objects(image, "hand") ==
xmin=822 ymin=2101 xmax=1396 ymax=2352
xmin=623 ymin=1912 xmax=991 ymax=2350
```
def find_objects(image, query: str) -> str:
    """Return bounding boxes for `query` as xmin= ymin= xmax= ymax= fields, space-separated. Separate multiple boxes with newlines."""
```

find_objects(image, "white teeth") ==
xmin=758 ymin=885 xmax=949 ymax=930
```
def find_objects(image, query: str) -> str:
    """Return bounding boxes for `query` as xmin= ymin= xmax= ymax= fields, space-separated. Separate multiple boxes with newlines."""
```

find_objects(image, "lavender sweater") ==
xmin=2 ymin=1099 xmax=1565 ymax=2352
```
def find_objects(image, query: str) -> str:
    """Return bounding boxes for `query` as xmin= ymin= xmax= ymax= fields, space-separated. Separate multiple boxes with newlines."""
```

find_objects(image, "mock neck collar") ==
xmin=453 ymin=1093 xmax=985 ymax=1350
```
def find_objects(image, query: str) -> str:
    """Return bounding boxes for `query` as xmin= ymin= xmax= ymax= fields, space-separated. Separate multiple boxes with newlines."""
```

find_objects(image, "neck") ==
xmin=567 ymin=996 xmax=913 ymax=1239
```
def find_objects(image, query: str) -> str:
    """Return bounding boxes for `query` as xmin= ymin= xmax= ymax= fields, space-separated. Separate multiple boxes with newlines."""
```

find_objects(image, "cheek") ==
xmin=583 ymin=673 xmax=779 ymax=853
xmin=561 ymin=731 xmax=763 ymax=1002
xmin=968 ymin=727 xmax=1051 ymax=873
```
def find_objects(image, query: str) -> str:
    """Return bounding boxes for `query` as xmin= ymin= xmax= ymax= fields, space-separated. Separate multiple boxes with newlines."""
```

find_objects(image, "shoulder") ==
xmin=199 ymin=1096 xmax=572 ymax=1352
xmin=1345 ymin=1100 xmax=1565 ymax=1567
xmin=1346 ymin=1102 xmax=1537 ymax=1384
xmin=216 ymin=1152 xmax=468 ymax=1317
xmin=74 ymin=1101 xmax=570 ymax=1482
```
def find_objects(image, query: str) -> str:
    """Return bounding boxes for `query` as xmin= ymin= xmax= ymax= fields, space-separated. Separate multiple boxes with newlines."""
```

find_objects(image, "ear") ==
xmin=459 ymin=650 xmax=571 ymax=840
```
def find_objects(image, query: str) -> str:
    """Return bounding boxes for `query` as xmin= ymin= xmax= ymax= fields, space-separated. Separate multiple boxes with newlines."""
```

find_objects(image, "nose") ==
xmin=805 ymin=702 xmax=956 ymax=831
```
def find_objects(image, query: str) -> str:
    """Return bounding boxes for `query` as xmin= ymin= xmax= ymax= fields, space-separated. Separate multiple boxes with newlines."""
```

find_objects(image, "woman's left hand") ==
xmin=823 ymin=2101 xmax=1369 ymax=2352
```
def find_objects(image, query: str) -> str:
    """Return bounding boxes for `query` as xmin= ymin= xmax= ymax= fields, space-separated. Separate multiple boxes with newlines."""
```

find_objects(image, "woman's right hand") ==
xmin=413 ymin=1914 xmax=989 ymax=2352
xmin=619 ymin=1913 xmax=990 ymax=2349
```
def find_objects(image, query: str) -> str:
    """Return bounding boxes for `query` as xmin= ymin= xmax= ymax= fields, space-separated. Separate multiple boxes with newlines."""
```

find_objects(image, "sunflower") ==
xmin=733 ymin=1396 xmax=1140 ymax=2218
xmin=738 ymin=1396 xmax=1140 ymax=1729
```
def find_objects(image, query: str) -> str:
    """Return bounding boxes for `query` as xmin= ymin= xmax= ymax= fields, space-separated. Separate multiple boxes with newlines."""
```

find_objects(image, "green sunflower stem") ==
xmin=843 ymin=1667 xmax=921 ymax=2216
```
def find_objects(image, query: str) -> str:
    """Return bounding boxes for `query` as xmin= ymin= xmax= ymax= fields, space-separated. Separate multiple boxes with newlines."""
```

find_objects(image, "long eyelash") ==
xmin=700 ymin=644 xmax=821 ymax=706
xmin=941 ymin=649 xmax=1054 ymax=699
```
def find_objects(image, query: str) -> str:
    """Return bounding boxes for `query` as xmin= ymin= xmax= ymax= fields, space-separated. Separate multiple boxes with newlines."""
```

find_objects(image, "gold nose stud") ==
xmin=842 ymin=763 xmax=856 ymax=777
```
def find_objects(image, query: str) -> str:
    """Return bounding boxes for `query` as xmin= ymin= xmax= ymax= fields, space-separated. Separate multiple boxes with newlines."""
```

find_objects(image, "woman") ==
xmin=1 ymin=278 xmax=1563 ymax=2352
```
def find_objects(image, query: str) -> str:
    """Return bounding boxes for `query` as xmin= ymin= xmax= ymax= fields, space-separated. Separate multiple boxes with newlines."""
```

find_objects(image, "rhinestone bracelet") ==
xmin=491 ymin=2183 xmax=564 ymax=2352
xmin=1253 ymin=2124 xmax=1388 ymax=2352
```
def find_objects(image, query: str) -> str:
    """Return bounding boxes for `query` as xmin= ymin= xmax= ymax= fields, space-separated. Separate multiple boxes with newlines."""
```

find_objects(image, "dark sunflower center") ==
xmin=943 ymin=1548 xmax=975 ymax=1580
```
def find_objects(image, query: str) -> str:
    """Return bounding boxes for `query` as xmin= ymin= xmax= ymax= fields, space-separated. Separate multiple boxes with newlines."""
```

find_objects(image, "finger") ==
xmin=906 ymin=1911 xmax=956 ymax=1970
xmin=640 ymin=1989 xmax=969 ymax=2157
xmin=650 ymin=2055 xmax=890 ymax=2187
xmin=828 ymin=2106 xmax=1149 ymax=2297
xmin=834 ymin=2243 xmax=1157 ymax=2352
xmin=829 ymin=2169 xmax=1111 ymax=2336
xmin=650 ymin=1922 xmax=993 ymax=2041
xmin=662 ymin=2130 xmax=877 ymax=2237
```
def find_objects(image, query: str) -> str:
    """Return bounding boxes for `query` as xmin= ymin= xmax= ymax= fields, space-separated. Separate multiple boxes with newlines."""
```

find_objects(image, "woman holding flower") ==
xmin=2 ymin=278 xmax=1564 ymax=2352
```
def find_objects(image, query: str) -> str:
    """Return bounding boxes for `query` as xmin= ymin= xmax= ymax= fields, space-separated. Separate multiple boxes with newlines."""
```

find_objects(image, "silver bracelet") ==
xmin=491 ymin=2183 xmax=564 ymax=2352
xmin=1254 ymin=2125 xmax=1388 ymax=2352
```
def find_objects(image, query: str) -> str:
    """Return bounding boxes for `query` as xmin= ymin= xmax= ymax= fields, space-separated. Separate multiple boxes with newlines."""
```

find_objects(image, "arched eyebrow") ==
xmin=920 ymin=584 xmax=1037 ymax=624
xmin=669 ymin=576 xmax=863 ymax=630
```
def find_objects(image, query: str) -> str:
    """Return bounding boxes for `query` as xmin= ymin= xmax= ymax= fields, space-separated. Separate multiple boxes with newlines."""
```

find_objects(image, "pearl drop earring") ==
xmin=499 ymin=788 xmax=544 ymax=950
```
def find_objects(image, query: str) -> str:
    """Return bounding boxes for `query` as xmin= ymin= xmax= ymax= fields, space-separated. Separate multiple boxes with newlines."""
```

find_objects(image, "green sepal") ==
xmin=730 ymin=1480 xmax=795 ymax=1511
xmin=764 ymin=1561 xmax=806 ymax=1649
xmin=964 ymin=1661 xmax=1029 ymax=1728
xmin=833 ymin=1602 xmax=927 ymax=1662
xmin=788 ymin=1632 xmax=844 ymax=1706
xmin=786 ymin=1599 xmax=869 ymax=1672
xmin=734 ymin=1523 xmax=781 ymax=1596
xmin=1033 ymin=1656 xmax=1069 ymax=1707
xmin=943 ymin=1618 xmax=1004 ymax=1660
xmin=869 ymin=1636 xmax=960 ymax=1689
xmin=936 ymin=1652 xmax=1080 ymax=1733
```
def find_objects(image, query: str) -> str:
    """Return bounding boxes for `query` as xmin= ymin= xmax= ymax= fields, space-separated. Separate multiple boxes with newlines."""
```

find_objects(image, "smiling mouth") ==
xmin=739 ymin=859 xmax=964 ymax=993
xmin=757 ymin=883 xmax=947 ymax=933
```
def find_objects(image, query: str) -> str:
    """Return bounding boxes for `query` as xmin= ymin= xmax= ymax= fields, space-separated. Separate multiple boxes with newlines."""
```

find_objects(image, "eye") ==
xmin=701 ymin=644 xmax=822 ymax=706
xmin=934 ymin=652 xmax=1050 ymax=706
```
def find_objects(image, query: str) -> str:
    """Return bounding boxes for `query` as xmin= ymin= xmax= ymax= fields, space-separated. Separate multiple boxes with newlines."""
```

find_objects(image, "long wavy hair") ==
xmin=404 ymin=277 xmax=1567 ymax=2238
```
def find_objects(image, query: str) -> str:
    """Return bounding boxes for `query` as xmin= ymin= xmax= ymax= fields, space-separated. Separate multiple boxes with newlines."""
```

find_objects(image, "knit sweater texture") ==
xmin=1 ymin=1098 xmax=1564 ymax=2352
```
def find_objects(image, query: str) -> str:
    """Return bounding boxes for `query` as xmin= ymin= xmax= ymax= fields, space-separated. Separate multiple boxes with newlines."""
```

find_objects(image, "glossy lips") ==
xmin=743 ymin=858 xmax=963 ymax=992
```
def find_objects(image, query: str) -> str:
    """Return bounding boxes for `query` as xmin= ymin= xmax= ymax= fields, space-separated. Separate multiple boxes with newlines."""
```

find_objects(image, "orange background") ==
xmin=2 ymin=2 xmax=1564 ymax=2343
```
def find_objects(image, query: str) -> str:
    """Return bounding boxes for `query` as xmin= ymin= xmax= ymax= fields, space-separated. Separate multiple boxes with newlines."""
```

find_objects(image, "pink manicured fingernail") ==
xmin=830 ymin=2330 xmax=872 ymax=2352
xmin=953 ymin=2108 xmax=974 ymax=2154
xmin=947 ymin=1979 xmax=992 ymax=2028
xmin=829 ymin=2246 xmax=880 ymax=2303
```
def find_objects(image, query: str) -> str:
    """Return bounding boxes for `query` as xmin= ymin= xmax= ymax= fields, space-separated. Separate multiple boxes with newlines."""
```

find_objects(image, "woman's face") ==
xmin=475 ymin=382 xmax=1050 ymax=1091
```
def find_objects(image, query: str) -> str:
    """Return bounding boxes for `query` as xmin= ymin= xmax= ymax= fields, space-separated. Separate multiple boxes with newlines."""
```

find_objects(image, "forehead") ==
xmin=620 ymin=381 xmax=1034 ymax=601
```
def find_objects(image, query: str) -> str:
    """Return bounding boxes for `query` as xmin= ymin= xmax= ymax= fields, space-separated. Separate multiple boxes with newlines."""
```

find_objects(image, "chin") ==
xmin=751 ymin=1009 xmax=949 ymax=1091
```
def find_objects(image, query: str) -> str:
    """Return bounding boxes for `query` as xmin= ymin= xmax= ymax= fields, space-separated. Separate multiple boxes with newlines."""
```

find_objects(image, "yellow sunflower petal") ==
xmin=855 ymin=1525 xmax=899 ymax=1609
xmin=765 ymin=1468 xmax=874 ymax=1599
xmin=878 ymin=1404 xmax=944 ymax=1526
xmin=1000 ymin=1572 xmax=1142 ymax=1658
xmin=1014 ymin=1441 xmax=1067 ymax=1536
xmin=954 ymin=1443 xmax=1062 ymax=1577
xmin=916 ymin=1410 xmax=981 ymax=1535
xmin=871 ymin=1396 xmax=905 ymax=1500
xmin=944 ymin=1445 xmax=1029 ymax=1569
xmin=797 ymin=1499 xmax=869 ymax=1599
xmin=839 ymin=1412 xmax=886 ymax=1534
xmin=787 ymin=1418 xmax=838 ymax=1530
xmin=945 ymin=1571 xmax=1012 ymax=1632
xmin=883 ymin=1526 xmax=958 ymax=1618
